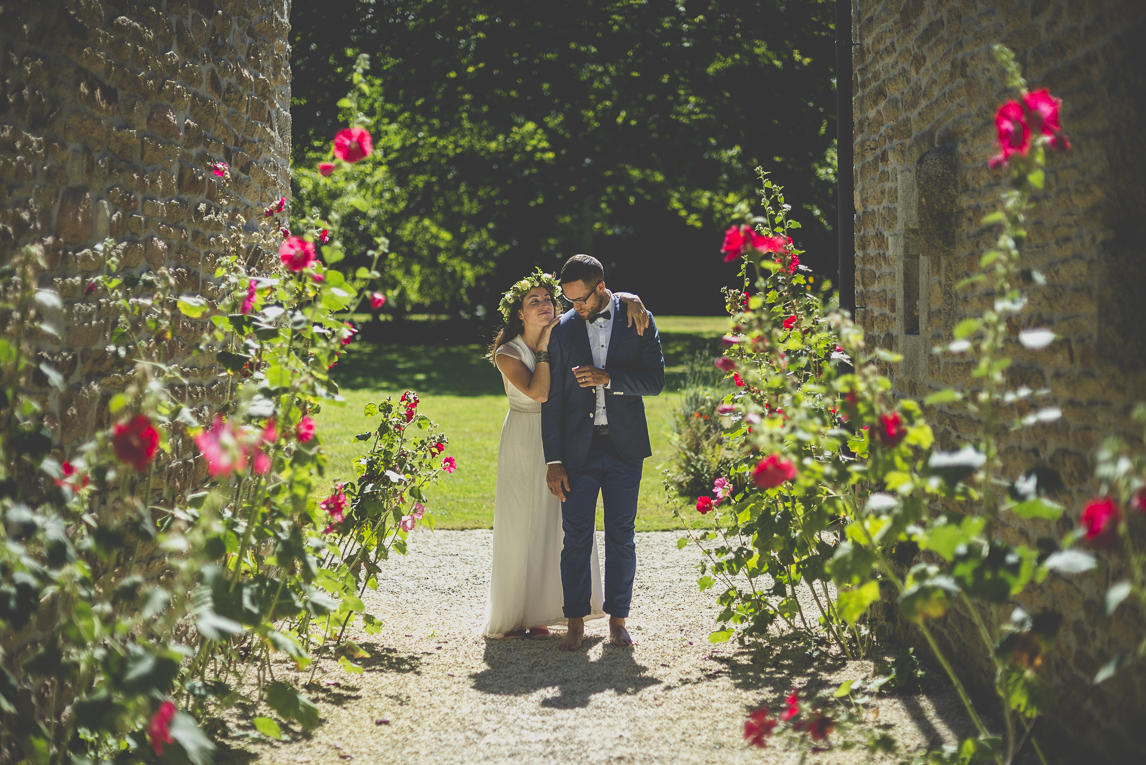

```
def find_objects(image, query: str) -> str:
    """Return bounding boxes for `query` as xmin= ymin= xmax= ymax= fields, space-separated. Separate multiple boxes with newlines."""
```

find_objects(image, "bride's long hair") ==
xmin=486 ymin=286 xmax=558 ymax=365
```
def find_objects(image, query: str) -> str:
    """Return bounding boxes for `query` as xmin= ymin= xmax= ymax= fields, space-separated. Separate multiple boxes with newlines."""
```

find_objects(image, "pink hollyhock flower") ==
xmin=311 ymin=272 xmax=325 ymax=283
xmin=713 ymin=477 xmax=730 ymax=504
xmin=261 ymin=419 xmax=278 ymax=444
xmin=1023 ymin=89 xmax=1069 ymax=150
xmin=241 ymin=279 xmax=257 ymax=314
xmin=194 ymin=416 xmax=247 ymax=477
xmin=411 ymin=503 xmax=426 ymax=520
xmin=744 ymin=708 xmax=778 ymax=748
xmin=319 ymin=162 xmax=335 ymax=177
xmin=715 ymin=357 xmax=736 ymax=372
xmin=781 ymin=689 xmax=800 ymax=721
xmin=753 ymin=233 xmax=788 ymax=254
xmin=280 ymin=227 xmax=290 ymax=239
xmin=333 ymin=127 xmax=373 ymax=163
xmin=371 ymin=292 xmax=386 ymax=309
xmin=716 ymin=403 xmax=736 ymax=415
xmin=442 ymin=456 xmax=457 ymax=474
xmin=782 ymin=315 xmax=797 ymax=330
xmin=320 ymin=484 xmax=348 ymax=524
xmin=275 ymin=196 xmax=286 ymax=213
xmin=280 ymin=236 xmax=317 ymax=271
xmin=148 ymin=700 xmax=176 ymax=756
xmin=399 ymin=515 xmax=416 ymax=532
xmin=211 ymin=162 xmax=228 ymax=178
xmin=252 ymin=451 xmax=272 ymax=474
xmin=752 ymin=454 xmax=797 ymax=489
xmin=341 ymin=322 xmax=357 ymax=346
xmin=295 ymin=415 xmax=316 ymax=443
xmin=733 ymin=373 xmax=745 ymax=388
xmin=319 ymin=229 xmax=330 ymax=244
xmin=780 ymin=250 xmax=800 ymax=274
xmin=721 ymin=225 xmax=749 ymax=263
xmin=1081 ymin=497 xmax=1120 ymax=549
xmin=55 ymin=460 xmax=90 ymax=490
xmin=989 ymin=100 xmax=1030 ymax=168
xmin=696 ymin=496 xmax=713 ymax=514
xmin=113 ymin=415 xmax=160 ymax=472
xmin=878 ymin=411 xmax=907 ymax=448
xmin=85 ymin=279 xmax=98 ymax=295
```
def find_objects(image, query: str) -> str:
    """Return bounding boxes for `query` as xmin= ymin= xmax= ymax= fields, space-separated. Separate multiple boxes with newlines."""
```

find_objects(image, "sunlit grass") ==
xmin=313 ymin=316 xmax=730 ymax=531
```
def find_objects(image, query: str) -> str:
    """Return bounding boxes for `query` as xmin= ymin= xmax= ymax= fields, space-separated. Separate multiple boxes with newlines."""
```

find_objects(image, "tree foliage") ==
xmin=291 ymin=0 xmax=838 ymax=314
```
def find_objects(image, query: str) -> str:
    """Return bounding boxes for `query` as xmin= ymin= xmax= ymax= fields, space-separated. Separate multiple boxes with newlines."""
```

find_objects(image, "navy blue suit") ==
xmin=541 ymin=295 xmax=665 ymax=618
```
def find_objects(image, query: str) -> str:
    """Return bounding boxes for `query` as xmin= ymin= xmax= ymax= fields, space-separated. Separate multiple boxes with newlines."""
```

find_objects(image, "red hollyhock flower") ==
xmin=295 ymin=415 xmax=316 ymax=443
xmin=1081 ymin=497 xmax=1120 ymax=548
xmin=320 ymin=484 xmax=349 ymax=525
xmin=319 ymin=162 xmax=335 ymax=177
xmin=795 ymin=710 xmax=834 ymax=741
xmin=782 ymin=315 xmax=797 ymax=330
xmin=280 ymin=227 xmax=290 ymax=239
xmin=1023 ymin=89 xmax=1069 ymax=151
xmin=989 ymin=100 xmax=1030 ymax=168
xmin=333 ymin=127 xmax=373 ymax=163
xmin=878 ymin=411 xmax=907 ymax=448
xmin=84 ymin=279 xmax=98 ymax=295
xmin=781 ymin=689 xmax=800 ymax=721
xmin=371 ymin=292 xmax=386 ymax=309
xmin=752 ymin=454 xmax=797 ymax=489
xmin=715 ymin=357 xmax=736 ymax=372
xmin=341 ymin=322 xmax=357 ymax=347
xmin=211 ymin=162 xmax=228 ymax=178
xmin=433 ymin=442 xmax=445 ymax=454
xmin=279 ymin=236 xmax=317 ymax=271
xmin=721 ymin=225 xmax=749 ymax=263
xmin=733 ymin=373 xmax=745 ymax=388
xmin=55 ymin=460 xmax=90 ymax=490
xmin=148 ymin=700 xmax=176 ymax=756
xmin=113 ymin=415 xmax=160 ymax=472
xmin=319 ymin=229 xmax=330 ymax=244
xmin=753 ymin=233 xmax=788 ymax=254
xmin=744 ymin=708 xmax=778 ymax=748
xmin=275 ymin=196 xmax=286 ymax=213
xmin=696 ymin=496 xmax=713 ymax=514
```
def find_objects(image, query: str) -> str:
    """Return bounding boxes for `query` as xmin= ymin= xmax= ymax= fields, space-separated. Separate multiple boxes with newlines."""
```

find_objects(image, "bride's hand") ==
xmin=616 ymin=292 xmax=650 ymax=336
xmin=537 ymin=316 xmax=560 ymax=350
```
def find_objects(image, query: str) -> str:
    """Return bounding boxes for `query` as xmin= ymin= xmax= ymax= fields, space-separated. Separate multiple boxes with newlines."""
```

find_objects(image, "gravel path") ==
xmin=219 ymin=530 xmax=978 ymax=765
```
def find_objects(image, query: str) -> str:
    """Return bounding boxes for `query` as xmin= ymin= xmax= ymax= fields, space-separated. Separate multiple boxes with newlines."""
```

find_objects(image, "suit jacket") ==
xmin=541 ymin=295 xmax=666 ymax=469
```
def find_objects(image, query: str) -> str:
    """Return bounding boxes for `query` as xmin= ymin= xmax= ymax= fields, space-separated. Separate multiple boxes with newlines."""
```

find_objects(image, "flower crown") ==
xmin=498 ymin=269 xmax=562 ymax=322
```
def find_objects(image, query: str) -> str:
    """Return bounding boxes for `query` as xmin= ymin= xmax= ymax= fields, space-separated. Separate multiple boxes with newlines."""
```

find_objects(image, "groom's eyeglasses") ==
xmin=561 ymin=281 xmax=600 ymax=309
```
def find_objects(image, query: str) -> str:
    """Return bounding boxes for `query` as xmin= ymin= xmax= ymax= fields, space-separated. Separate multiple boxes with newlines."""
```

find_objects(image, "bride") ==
xmin=481 ymin=269 xmax=649 ymax=638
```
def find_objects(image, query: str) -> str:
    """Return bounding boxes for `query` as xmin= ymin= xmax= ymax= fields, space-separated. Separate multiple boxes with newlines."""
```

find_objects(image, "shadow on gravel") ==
xmin=470 ymin=636 xmax=661 ymax=708
xmin=353 ymin=642 xmax=425 ymax=674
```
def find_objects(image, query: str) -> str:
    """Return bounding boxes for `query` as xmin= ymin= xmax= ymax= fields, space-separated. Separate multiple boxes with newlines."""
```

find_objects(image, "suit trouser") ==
xmin=560 ymin=432 xmax=643 ymax=618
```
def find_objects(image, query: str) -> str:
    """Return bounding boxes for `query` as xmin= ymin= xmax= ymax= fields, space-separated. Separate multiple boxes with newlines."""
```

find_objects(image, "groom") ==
xmin=542 ymin=255 xmax=665 ymax=650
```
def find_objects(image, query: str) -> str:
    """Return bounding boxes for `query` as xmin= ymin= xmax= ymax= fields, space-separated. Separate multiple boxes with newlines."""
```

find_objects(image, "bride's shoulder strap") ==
xmin=494 ymin=340 xmax=523 ymax=361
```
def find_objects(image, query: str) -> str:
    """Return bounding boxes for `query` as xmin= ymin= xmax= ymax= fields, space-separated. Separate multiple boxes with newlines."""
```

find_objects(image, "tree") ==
xmin=290 ymin=0 xmax=837 ymax=315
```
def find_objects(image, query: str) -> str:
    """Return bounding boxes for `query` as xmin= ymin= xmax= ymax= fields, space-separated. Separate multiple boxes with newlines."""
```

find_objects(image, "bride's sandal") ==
xmin=526 ymin=627 xmax=551 ymax=639
xmin=503 ymin=629 xmax=527 ymax=639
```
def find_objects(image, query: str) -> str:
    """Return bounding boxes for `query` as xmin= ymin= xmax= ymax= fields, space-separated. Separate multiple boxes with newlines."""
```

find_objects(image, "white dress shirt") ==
xmin=585 ymin=297 xmax=614 ymax=426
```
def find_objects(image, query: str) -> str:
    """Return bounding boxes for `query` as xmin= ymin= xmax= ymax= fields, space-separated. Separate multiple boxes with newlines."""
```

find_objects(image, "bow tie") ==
xmin=593 ymin=311 xmax=610 ymax=322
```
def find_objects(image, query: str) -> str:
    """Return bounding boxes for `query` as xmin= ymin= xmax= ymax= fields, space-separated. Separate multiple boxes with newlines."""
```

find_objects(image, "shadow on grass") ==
xmin=470 ymin=636 xmax=661 ymax=708
xmin=331 ymin=331 xmax=724 ymax=396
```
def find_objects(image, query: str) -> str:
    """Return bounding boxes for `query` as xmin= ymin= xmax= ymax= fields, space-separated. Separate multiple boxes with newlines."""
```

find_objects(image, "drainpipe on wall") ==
xmin=836 ymin=0 xmax=855 ymax=315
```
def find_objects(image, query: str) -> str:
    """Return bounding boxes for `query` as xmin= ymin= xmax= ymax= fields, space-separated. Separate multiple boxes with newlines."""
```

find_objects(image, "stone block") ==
xmin=106 ymin=126 xmax=138 ymax=162
xmin=144 ymin=235 xmax=167 ymax=268
xmin=147 ymin=105 xmax=182 ymax=140
xmin=56 ymin=186 xmax=92 ymax=243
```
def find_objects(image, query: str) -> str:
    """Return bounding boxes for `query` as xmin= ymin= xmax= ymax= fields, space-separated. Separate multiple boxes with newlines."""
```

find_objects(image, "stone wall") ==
xmin=851 ymin=0 xmax=1146 ymax=754
xmin=0 ymin=0 xmax=291 ymax=493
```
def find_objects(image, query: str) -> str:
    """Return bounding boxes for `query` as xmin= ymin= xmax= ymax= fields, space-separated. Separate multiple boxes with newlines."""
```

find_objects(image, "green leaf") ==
xmin=336 ymin=98 xmax=353 ymax=109
xmin=836 ymin=580 xmax=880 ymax=625
xmin=923 ymin=389 xmax=959 ymax=405
xmin=677 ymin=537 xmax=688 ymax=550
xmin=348 ymin=197 xmax=370 ymax=212
xmin=954 ymin=318 xmax=982 ymax=340
xmin=1027 ymin=169 xmax=1044 ymax=189
xmin=168 ymin=711 xmax=216 ymax=765
xmin=697 ymin=575 xmax=715 ymax=592
xmin=1009 ymin=498 xmax=1063 ymax=520
xmin=834 ymin=680 xmax=854 ymax=698
xmin=265 ymin=364 xmax=292 ymax=389
xmin=708 ymin=628 xmax=733 ymax=643
xmin=196 ymin=610 xmax=245 ymax=640
xmin=216 ymin=351 xmax=249 ymax=373
xmin=177 ymin=296 xmax=209 ymax=318
xmin=981 ymin=211 xmax=1006 ymax=225
xmin=338 ymin=655 xmax=364 ymax=675
xmin=264 ymin=681 xmax=321 ymax=730
xmin=1105 ymin=581 xmax=1132 ymax=616
xmin=253 ymin=716 xmax=284 ymax=740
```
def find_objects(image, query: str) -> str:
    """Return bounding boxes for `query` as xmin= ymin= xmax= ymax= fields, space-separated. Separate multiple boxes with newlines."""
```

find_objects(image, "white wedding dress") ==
xmin=481 ymin=336 xmax=605 ymax=636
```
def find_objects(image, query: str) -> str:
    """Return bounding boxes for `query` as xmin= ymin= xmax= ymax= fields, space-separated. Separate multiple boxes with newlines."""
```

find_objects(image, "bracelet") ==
xmin=535 ymin=350 xmax=550 ymax=364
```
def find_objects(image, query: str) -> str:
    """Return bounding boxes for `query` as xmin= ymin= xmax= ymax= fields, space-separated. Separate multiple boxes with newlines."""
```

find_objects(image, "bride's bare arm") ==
xmin=616 ymin=292 xmax=650 ymax=336
xmin=495 ymin=353 xmax=552 ymax=403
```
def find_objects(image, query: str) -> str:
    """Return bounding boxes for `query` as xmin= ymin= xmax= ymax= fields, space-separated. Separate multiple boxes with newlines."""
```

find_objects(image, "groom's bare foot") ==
xmin=609 ymin=616 xmax=635 ymax=647
xmin=558 ymin=618 xmax=584 ymax=651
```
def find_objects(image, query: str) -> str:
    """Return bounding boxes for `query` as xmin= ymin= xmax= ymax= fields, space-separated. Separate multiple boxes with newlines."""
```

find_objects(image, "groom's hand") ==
xmin=546 ymin=464 xmax=571 ymax=502
xmin=573 ymin=365 xmax=610 ymax=387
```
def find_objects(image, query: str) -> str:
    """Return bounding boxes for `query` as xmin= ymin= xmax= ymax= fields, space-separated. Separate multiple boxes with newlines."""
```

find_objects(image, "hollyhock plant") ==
xmin=744 ymin=708 xmax=778 ymax=748
xmin=752 ymin=454 xmax=797 ymax=489
xmin=295 ymin=415 xmax=317 ymax=443
xmin=399 ymin=515 xmax=416 ymax=532
xmin=878 ymin=411 xmax=907 ymax=448
xmin=696 ymin=496 xmax=713 ymax=515
xmin=989 ymin=100 xmax=1030 ymax=168
xmin=411 ymin=503 xmax=426 ymax=520
xmin=442 ymin=456 xmax=457 ymax=474
xmin=433 ymin=442 xmax=446 ymax=454
xmin=721 ymin=225 xmax=749 ymax=262
xmin=148 ymin=701 xmax=176 ymax=756
xmin=319 ymin=162 xmax=335 ymax=176
xmin=371 ymin=292 xmax=387 ymax=309
xmin=194 ymin=416 xmax=247 ymax=477
xmin=1080 ymin=497 xmax=1120 ymax=549
xmin=113 ymin=415 xmax=160 ymax=472
xmin=1023 ymin=88 xmax=1070 ymax=151
xmin=333 ymin=126 xmax=373 ymax=163
xmin=321 ymin=484 xmax=349 ymax=526
xmin=341 ymin=322 xmax=357 ymax=346
xmin=280 ymin=236 xmax=317 ymax=272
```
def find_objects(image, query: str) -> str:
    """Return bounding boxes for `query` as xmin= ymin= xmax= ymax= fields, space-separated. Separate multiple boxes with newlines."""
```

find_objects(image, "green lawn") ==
xmin=314 ymin=315 xmax=728 ymax=531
